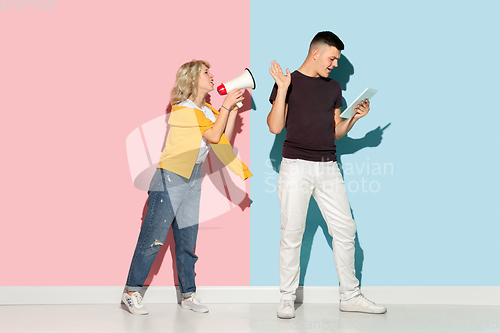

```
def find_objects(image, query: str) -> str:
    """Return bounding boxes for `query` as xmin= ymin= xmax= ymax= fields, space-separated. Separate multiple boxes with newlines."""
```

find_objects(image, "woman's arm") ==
xmin=203 ymin=89 xmax=243 ymax=143
xmin=223 ymin=107 xmax=239 ymax=142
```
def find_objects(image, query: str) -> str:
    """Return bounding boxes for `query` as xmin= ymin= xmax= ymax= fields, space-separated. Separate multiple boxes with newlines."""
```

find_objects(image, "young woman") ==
xmin=122 ymin=60 xmax=252 ymax=315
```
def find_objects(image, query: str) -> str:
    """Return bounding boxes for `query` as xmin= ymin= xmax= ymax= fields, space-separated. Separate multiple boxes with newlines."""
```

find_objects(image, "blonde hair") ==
xmin=170 ymin=60 xmax=210 ymax=105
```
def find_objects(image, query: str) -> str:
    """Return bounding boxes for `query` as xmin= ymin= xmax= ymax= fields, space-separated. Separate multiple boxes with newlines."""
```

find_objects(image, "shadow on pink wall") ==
xmin=133 ymin=92 xmax=253 ymax=293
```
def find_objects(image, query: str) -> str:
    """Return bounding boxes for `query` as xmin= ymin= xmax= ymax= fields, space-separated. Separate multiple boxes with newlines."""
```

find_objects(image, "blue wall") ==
xmin=250 ymin=0 xmax=500 ymax=287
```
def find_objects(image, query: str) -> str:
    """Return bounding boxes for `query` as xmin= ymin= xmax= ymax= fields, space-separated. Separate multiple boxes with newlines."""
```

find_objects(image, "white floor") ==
xmin=1 ymin=303 xmax=499 ymax=333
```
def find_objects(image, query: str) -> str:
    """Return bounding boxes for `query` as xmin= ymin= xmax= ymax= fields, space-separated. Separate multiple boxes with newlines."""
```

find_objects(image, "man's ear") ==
xmin=312 ymin=48 xmax=320 ymax=60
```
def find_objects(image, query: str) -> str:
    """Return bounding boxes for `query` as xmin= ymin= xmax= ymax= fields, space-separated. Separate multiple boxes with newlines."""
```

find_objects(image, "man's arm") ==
xmin=268 ymin=100 xmax=289 ymax=134
xmin=334 ymin=99 xmax=370 ymax=140
xmin=267 ymin=61 xmax=291 ymax=134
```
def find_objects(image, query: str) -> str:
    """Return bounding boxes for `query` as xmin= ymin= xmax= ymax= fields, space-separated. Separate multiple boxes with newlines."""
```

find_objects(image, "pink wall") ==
xmin=0 ymin=1 xmax=250 ymax=286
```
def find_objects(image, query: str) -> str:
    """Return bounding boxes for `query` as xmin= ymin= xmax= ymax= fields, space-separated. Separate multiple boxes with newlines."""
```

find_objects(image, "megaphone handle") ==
xmin=236 ymin=102 xmax=243 ymax=108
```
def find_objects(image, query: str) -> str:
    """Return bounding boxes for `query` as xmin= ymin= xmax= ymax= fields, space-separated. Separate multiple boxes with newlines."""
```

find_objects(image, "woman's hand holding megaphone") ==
xmin=221 ymin=89 xmax=245 ymax=112
xmin=205 ymin=89 xmax=244 ymax=143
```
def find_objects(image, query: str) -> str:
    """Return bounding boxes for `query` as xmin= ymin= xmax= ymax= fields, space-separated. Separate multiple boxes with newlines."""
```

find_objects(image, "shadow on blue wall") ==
xmin=268 ymin=55 xmax=388 ymax=288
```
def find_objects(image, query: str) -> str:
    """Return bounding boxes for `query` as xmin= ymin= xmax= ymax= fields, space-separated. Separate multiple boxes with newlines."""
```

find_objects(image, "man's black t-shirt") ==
xmin=269 ymin=70 xmax=343 ymax=162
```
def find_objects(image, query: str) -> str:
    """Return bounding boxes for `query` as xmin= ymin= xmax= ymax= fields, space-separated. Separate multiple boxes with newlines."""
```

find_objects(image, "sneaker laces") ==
xmin=281 ymin=300 xmax=294 ymax=309
xmin=132 ymin=293 xmax=144 ymax=307
xmin=188 ymin=294 xmax=203 ymax=304
xmin=358 ymin=294 xmax=376 ymax=305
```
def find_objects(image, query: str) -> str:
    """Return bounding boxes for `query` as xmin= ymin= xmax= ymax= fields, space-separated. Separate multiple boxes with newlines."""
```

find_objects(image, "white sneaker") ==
xmin=277 ymin=300 xmax=295 ymax=319
xmin=340 ymin=294 xmax=387 ymax=314
xmin=181 ymin=293 xmax=209 ymax=313
xmin=122 ymin=292 xmax=149 ymax=315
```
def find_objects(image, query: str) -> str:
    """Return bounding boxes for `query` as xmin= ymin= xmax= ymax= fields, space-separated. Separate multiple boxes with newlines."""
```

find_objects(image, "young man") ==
xmin=268 ymin=31 xmax=386 ymax=319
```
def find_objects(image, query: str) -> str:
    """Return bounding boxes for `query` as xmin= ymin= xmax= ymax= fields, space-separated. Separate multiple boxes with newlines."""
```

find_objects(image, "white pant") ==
xmin=277 ymin=158 xmax=360 ymax=301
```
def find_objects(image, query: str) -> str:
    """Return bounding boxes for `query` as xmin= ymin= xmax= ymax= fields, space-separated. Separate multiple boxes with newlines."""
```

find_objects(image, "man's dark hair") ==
xmin=310 ymin=31 xmax=344 ymax=51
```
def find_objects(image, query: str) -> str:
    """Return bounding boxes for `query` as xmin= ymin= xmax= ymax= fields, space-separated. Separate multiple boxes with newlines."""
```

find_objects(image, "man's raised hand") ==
xmin=269 ymin=60 xmax=291 ymax=89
